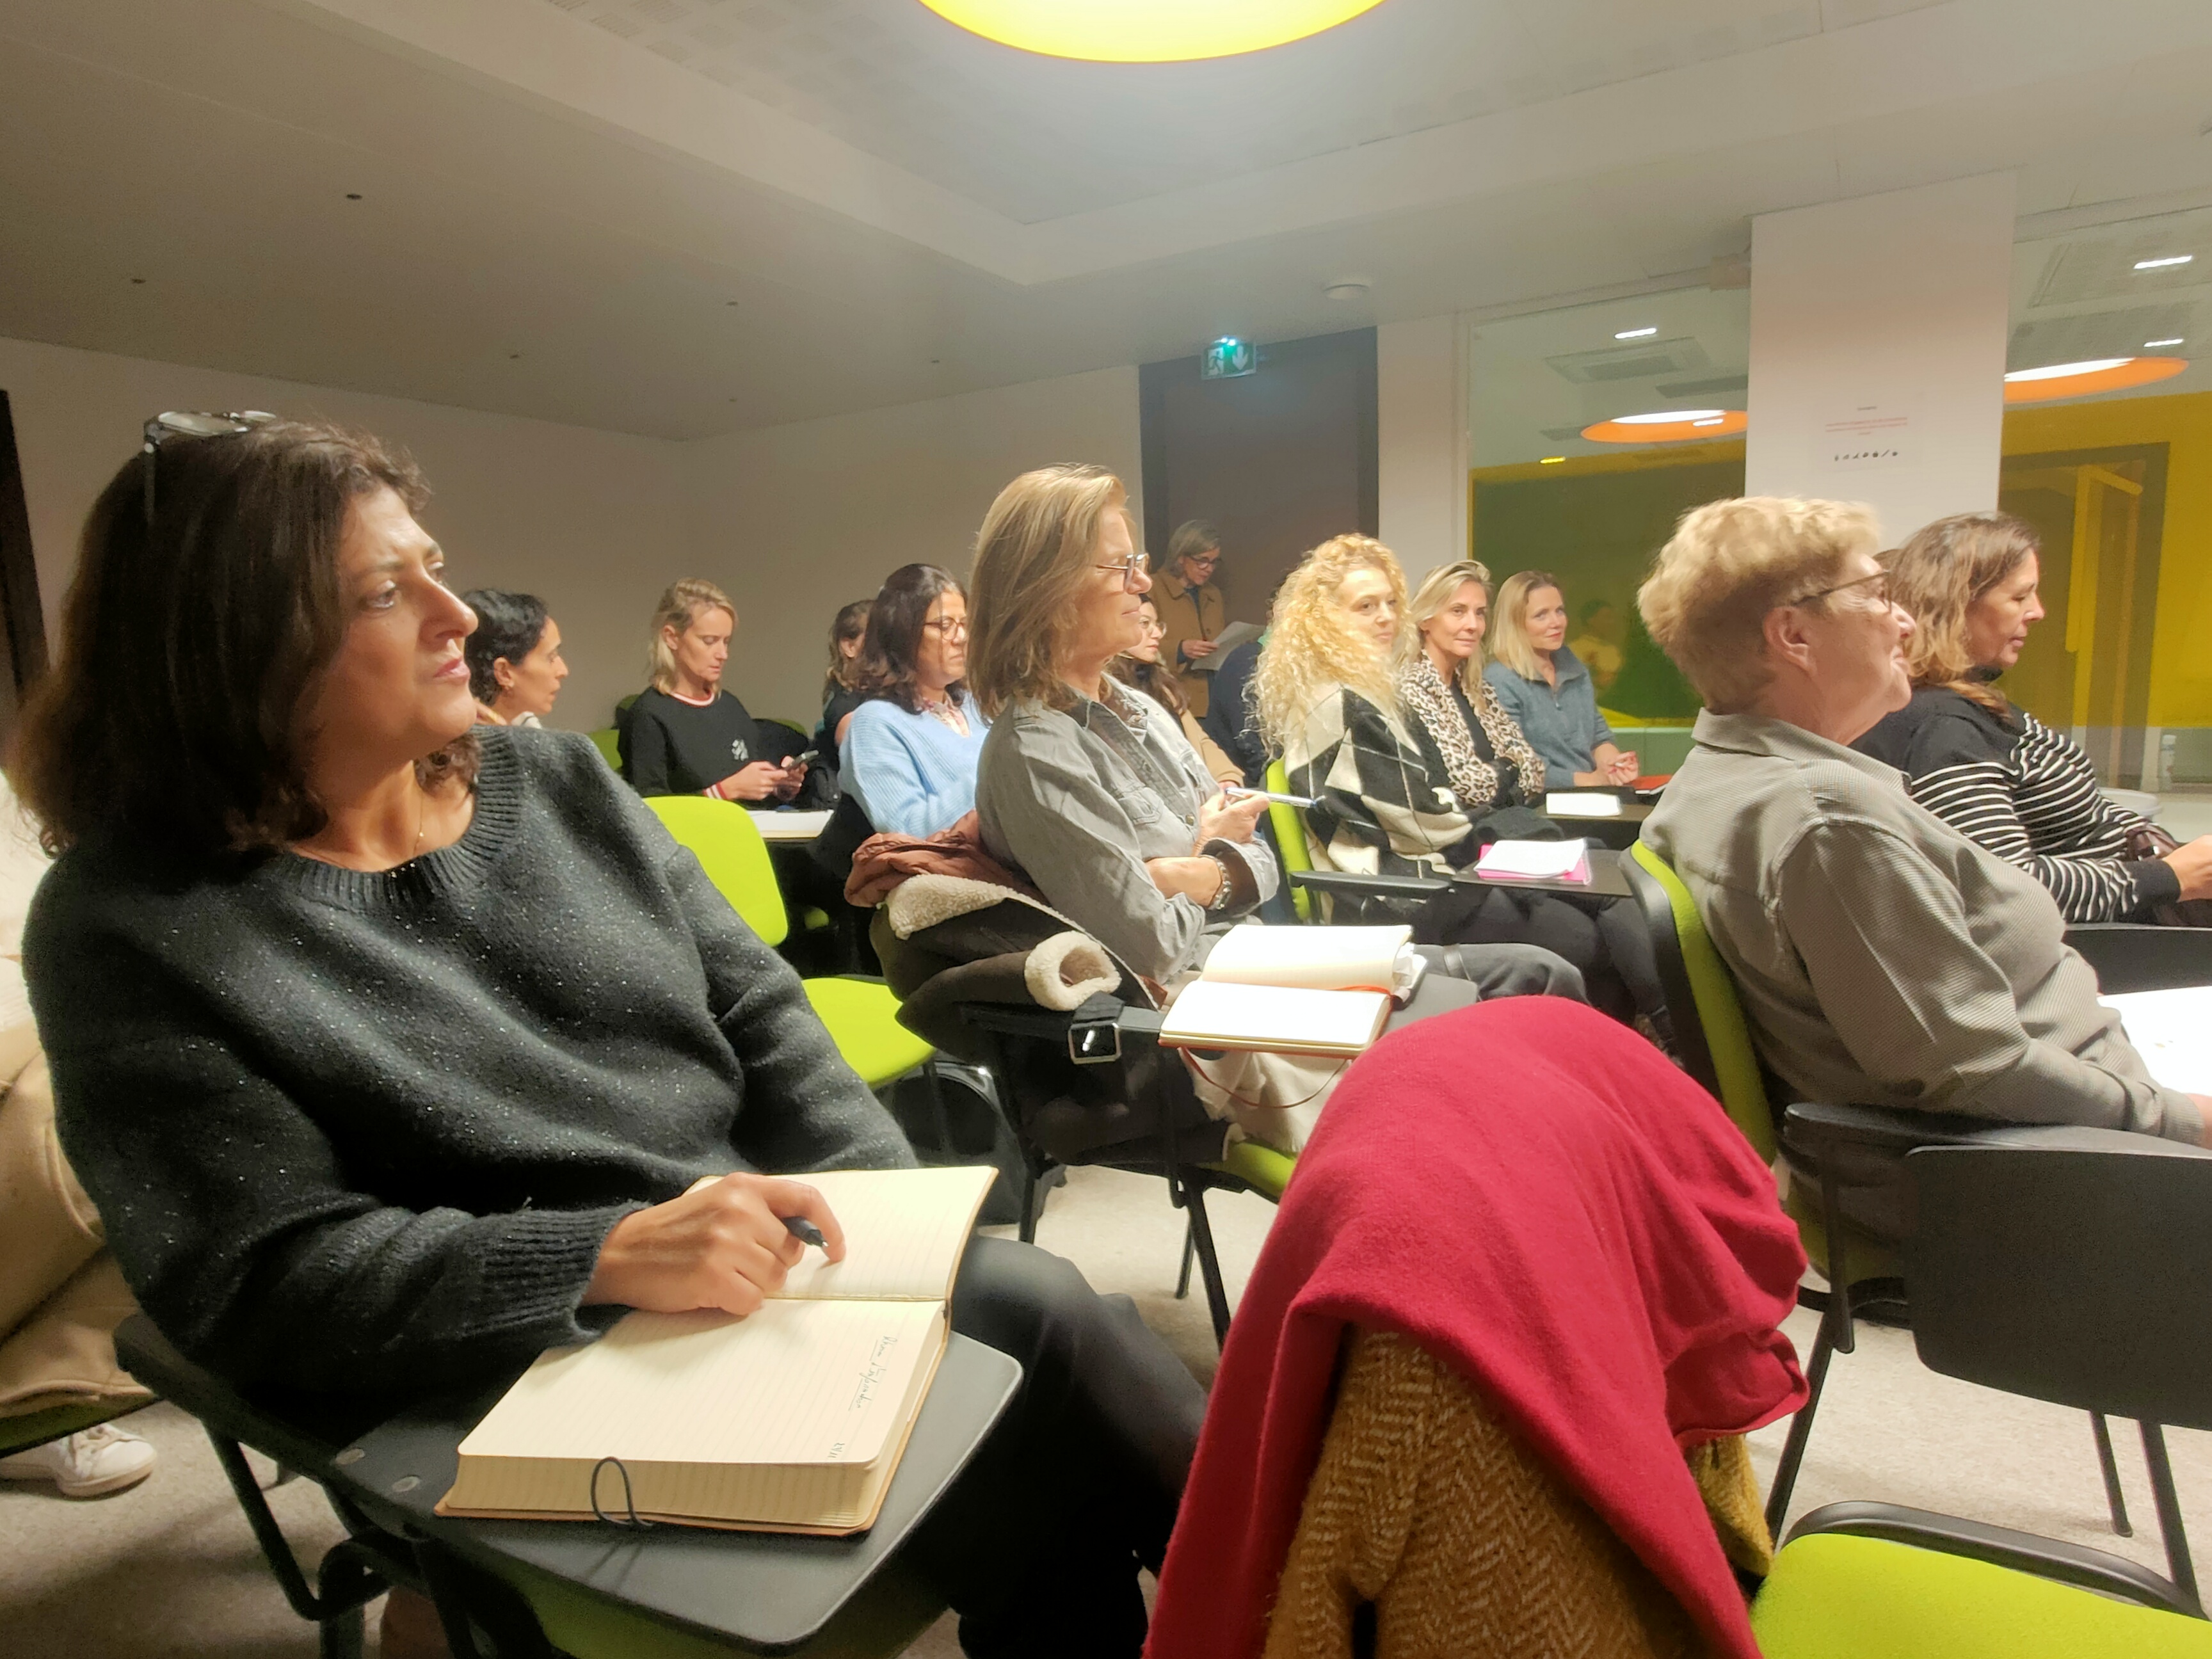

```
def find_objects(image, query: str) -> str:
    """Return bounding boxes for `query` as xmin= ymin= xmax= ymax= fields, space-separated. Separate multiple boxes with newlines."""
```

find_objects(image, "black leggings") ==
xmin=1415 ymin=883 xmax=1665 ymax=1033
xmin=904 ymin=1237 xmax=1208 ymax=1659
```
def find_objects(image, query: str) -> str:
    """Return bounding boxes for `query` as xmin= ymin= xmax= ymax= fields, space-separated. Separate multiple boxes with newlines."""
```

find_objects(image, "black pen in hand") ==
xmin=782 ymin=1215 xmax=828 ymax=1250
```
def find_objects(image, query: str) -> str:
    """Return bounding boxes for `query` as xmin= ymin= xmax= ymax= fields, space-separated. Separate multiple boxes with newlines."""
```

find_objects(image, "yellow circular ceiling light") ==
xmin=1581 ymin=409 xmax=1748 ymax=445
xmin=2002 ymin=355 xmax=2185 ymax=404
xmin=915 ymin=1 xmax=1388 ymax=63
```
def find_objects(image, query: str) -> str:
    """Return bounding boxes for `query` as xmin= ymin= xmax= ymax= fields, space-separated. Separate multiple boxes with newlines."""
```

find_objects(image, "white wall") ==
xmin=0 ymin=339 xmax=1147 ymax=732
xmin=0 ymin=335 xmax=693 ymax=730
xmin=680 ymin=366 xmax=1142 ymax=724
xmin=1745 ymin=173 xmax=2017 ymax=542
xmin=1375 ymin=315 xmax=1466 ymax=573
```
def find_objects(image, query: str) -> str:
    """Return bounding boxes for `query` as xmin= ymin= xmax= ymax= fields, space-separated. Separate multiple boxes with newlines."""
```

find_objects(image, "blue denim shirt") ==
xmin=1483 ymin=647 xmax=1614 ymax=780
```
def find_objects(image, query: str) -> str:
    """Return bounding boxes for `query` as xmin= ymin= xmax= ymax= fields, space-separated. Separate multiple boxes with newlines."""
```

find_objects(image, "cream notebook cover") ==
xmin=437 ymin=1165 xmax=995 ymax=1534
xmin=1157 ymin=924 xmax=1414 ymax=1055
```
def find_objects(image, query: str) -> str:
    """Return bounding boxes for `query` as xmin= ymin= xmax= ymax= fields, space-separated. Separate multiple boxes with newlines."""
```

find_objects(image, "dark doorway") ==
xmin=0 ymin=392 xmax=49 ymax=745
xmin=1139 ymin=328 xmax=1377 ymax=627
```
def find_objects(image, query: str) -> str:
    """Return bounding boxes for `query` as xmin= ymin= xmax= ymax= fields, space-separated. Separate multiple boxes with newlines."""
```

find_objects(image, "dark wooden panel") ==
xmin=1138 ymin=328 xmax=1377 ymax=627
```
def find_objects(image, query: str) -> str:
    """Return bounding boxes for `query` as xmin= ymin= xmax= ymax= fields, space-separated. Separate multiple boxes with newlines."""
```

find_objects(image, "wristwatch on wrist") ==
xmin=1206 ymin=854 xmax=1235 ymax=913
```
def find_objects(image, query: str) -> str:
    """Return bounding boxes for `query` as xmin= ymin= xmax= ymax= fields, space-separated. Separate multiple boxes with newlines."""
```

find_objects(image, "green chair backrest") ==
xmin=645 ymin=796 xmax=789 ymax=946
xmin=588 ymin=727 xmax=621 ymax=769
xmin=1628 ymin=840 xmax=1775 ymax=1160
xmin=1263 ymin=758 xmax=1315 ymax=923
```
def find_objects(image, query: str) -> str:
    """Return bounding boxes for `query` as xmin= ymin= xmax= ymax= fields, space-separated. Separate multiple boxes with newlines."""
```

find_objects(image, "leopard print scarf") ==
xmin=1396 ymin=654 xmax=1546 ymax=810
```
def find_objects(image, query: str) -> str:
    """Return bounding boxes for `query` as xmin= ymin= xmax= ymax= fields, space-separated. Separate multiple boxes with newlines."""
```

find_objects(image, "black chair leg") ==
xmin=2091 ymin=1411 xmax=2133 ymax=1537
xmin=1765 ymin=1303 xmax=1841 ymax=1541
xmin=1174 ymin=1214 xmax=1196 ymax=1300
xmin=2142 ymin=1421 xmax=2202 ymax=1615
xmin=1183 ymin=1185 xmax=1233 ymax=1346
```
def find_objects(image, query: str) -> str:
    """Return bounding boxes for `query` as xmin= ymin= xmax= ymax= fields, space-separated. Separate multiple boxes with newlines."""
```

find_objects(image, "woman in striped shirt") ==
xmin=1854 ymin=511 xmax=2212 ymax=923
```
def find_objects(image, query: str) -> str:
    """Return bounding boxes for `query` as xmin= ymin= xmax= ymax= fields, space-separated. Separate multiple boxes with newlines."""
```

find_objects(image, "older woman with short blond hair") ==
xmin=1639 ymin=495 xmax=2206 ymax=1160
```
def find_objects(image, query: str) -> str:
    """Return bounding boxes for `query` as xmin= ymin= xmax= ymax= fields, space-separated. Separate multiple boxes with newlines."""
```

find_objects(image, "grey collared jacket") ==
xmin=1644 ymin=710 xmax=2198 ymax=1144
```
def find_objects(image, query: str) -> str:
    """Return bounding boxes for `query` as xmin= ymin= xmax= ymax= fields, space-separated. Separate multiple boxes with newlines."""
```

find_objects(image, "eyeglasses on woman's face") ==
xmin=1788 ymin=568 xmax=1893 ymax=611
xmin=1094 ymin=552 xmax=1152 ymax=592
xmin=921 ymin=616 xmax=969 ymax=639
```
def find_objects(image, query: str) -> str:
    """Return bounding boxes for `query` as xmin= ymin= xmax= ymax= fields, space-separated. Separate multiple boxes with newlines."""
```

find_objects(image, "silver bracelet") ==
xmin=1206 ymin=854 xmax=1236 ymax=913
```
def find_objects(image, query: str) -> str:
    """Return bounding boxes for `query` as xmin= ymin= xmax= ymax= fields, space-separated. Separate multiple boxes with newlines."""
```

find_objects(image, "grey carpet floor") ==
xmin=4 ymin=1164 xmax=2203 ymax=1655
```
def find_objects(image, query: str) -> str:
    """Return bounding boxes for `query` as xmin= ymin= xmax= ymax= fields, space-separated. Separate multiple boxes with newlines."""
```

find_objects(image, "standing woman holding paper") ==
xmin=19 ymin=419 xmax=1205 ymax=1659
xmin=1486 ymin=572 xmax=1640 ymax=787
xmin=1153 ymin=519 xmax=1228 ymax=718
xmin=1257 ymin=536 xmax=1656 ymax=1027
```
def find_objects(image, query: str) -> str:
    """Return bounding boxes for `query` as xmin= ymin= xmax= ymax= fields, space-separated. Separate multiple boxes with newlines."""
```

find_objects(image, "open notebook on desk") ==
xmin=1158 ymin=924 xmax=1418 ymax=1057
xmin=437 ymin=1165 xmax=995 ymax=1535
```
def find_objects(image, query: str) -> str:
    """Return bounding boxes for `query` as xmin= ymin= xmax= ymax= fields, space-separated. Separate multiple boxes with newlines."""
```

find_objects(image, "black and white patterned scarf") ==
xmin=1395 ymin=654 xmax=1546 ymax=810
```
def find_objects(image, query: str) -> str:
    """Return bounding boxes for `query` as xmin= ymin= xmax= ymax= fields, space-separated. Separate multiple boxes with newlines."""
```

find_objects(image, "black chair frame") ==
xmin=1622 ymin=856 xmax=2142 ymax=1544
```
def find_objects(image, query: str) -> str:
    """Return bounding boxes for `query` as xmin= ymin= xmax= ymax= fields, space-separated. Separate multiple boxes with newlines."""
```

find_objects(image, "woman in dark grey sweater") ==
xmin=18 ymin=417 xmax=1201 ymax=1659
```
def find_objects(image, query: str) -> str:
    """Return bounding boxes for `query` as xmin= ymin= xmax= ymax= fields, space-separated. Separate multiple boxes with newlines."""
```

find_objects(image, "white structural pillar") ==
xmin=1376 ymin=315 xmax=1467 ymax=568
xmin=1746 ymin=173 xmax=2016 ymax=543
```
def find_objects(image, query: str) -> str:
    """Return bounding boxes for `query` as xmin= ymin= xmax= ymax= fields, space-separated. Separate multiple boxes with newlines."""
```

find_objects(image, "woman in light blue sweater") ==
xmin=840 ymin=563 xmax=990 ymax=837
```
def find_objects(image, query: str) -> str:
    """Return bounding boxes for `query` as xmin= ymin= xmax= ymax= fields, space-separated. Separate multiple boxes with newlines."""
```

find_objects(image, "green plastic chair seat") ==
xmin=504 ymin=1553 xmax=944 ymax=1659
xmin=1205 ymin=1139 xmax=1297 ymax=1202
xmin=588 ymin=727 xmax=622 ymax=769
xmin=0 ymin=1399 xmax=145 ymax=1459
xmin=1752 ymin=1532 xmax=2212 ymax=1658
xmin=645 ymin=796 xmax=791 ymax=947
xmin=803 ymin=978 xmax=935 ymax=1088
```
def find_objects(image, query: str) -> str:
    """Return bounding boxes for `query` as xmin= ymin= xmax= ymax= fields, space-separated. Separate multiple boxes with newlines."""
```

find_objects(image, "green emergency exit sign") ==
xmin=1202 ymin=337 xmax=1256 ymax=380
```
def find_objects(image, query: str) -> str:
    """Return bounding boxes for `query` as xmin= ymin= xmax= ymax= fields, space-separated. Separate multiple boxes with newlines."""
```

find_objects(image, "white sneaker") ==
xmin=0 ymin=1422 xmax=157 ymax=1497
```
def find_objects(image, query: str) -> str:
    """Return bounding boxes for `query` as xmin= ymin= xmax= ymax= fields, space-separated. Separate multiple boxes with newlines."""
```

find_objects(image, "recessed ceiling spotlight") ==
xmin=1614 ymin=326 xmax=1658 ymax=340
xmin=2004 ymin=358 xmax=2133 ymax=382
xmin=725 ymin=300 xmax=739 ymax=307
xmin=915 ymin=0 xmax=1386 ymax=61
xmin=129 ymin=276 xmax=145 ymax=284
xmin=2134 ymin=255 xmax=2193 ymax=270
xmin=1614 ymin=408 xmax=1726 ymax=424
xmin=1323 ymin=280 xmax=1371 ymax=301
xmin=1539 ymin=456 xmax=1567 ymax=465
xmin=2147 ymin=337 xmax=2186 ymax=348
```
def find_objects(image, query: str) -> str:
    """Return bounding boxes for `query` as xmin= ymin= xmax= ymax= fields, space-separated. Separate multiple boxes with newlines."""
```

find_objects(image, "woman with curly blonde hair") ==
xmin=1256 ymin=534 xmax=1607 ymax=1011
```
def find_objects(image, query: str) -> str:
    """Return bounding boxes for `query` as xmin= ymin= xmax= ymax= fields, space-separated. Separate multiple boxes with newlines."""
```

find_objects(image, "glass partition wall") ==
xmin=1464 ymin=285 xmax=1750 ymax=773
xmin=2000 ymin=203 xmax=2211 ymax=789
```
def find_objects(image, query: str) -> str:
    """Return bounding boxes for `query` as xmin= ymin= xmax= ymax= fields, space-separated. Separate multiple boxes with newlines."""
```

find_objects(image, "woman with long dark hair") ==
xmin=840 ymin=564 xmax=989 ymax=838
xmin=17 ymin=417 xmax=1205 ymax=1659
xmin=1109 ymin=596 xmax=1241 ymax=785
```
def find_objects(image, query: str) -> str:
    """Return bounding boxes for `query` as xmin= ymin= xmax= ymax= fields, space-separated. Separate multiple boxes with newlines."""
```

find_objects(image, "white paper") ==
xmin=1544 ymin=792 xmax=1623 ymax=819
xmin=771 ymin=1166 xmax=996 ymax=1302
xmin=1199 ymin=923 xmax=1412 ymax=992
xmin=2101 ymin=987 xmax=2212 ymax=1095
xmin=749 ymin=809 xmax=834 ymax=841
xmin=1476 ymin=839 xmax=1592 ymax=881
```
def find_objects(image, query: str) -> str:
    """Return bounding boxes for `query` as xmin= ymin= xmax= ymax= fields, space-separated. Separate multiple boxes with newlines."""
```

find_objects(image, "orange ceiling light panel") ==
xmin=1581 ymin=409 xmax=1748 ymax=444
xmin=2002 ymin=356 xmax=2186 ymax=403
xmin=915 ymin=1 xmax=1388 ymax=62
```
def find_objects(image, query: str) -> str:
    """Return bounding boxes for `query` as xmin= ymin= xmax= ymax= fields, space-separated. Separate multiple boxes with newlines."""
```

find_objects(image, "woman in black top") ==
xmin=1855 ymin=511 xmax=2212 ymax=923
xmin=17 ymin=418 xmax=1204 ymax=1658
xmin=620 ymin=577 xmax=834 ymax=807
xmin=815 ymin=597 xmax=872 ymax=755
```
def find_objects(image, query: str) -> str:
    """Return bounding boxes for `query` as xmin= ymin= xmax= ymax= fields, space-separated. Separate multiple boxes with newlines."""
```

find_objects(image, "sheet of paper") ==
xmin=1476 ymin=839 xmax=1592 ymax=881
xmin=749 ymin=809 xmax=834 ymax=841
xmin=457 ymin=1299 xmax=941 ymax=1474
xmin=1159 ymin=979 xmax=1389 ymax=1055
xmin=1187 ymin=620 xmax=1262 ymax=668
xmin=2101 ymin=987 xmax=2212 ymax=1094
xmin=1198 ymin=923 xmax=1411 ymax=992
xmin=1544 ymin=792 xmax=1623 ymax=819
xmin=771 ymin=1166 xmax=997 ymax=1301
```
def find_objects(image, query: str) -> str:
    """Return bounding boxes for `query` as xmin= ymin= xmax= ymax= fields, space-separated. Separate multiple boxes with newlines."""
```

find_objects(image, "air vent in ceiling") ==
xmin=1546 ymin=337 xmax=1710 ymax=385
xmin=2028 ymin=224 xmax=2212 ymax=308
xmin=2008 ymin=305 xmax=2196 ymax=369
xmin=1657 ymin=373 xmax=1749 ymax=398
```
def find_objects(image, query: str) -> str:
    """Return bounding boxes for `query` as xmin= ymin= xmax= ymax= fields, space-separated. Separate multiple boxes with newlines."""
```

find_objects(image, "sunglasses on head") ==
xmin=140 ymin=410 xmax=278 ymax=527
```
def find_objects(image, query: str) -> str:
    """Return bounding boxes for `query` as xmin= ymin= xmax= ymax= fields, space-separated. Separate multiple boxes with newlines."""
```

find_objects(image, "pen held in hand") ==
xmin=783 ymin=1215 xmax=828 ymax=1250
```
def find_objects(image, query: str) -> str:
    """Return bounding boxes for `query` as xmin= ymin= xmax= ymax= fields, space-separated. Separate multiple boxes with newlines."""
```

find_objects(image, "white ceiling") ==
xmin=536 ymin=0 xmax=1950 ymax=223
xmin=1 ymin=0 xmax=2209 ymax=438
